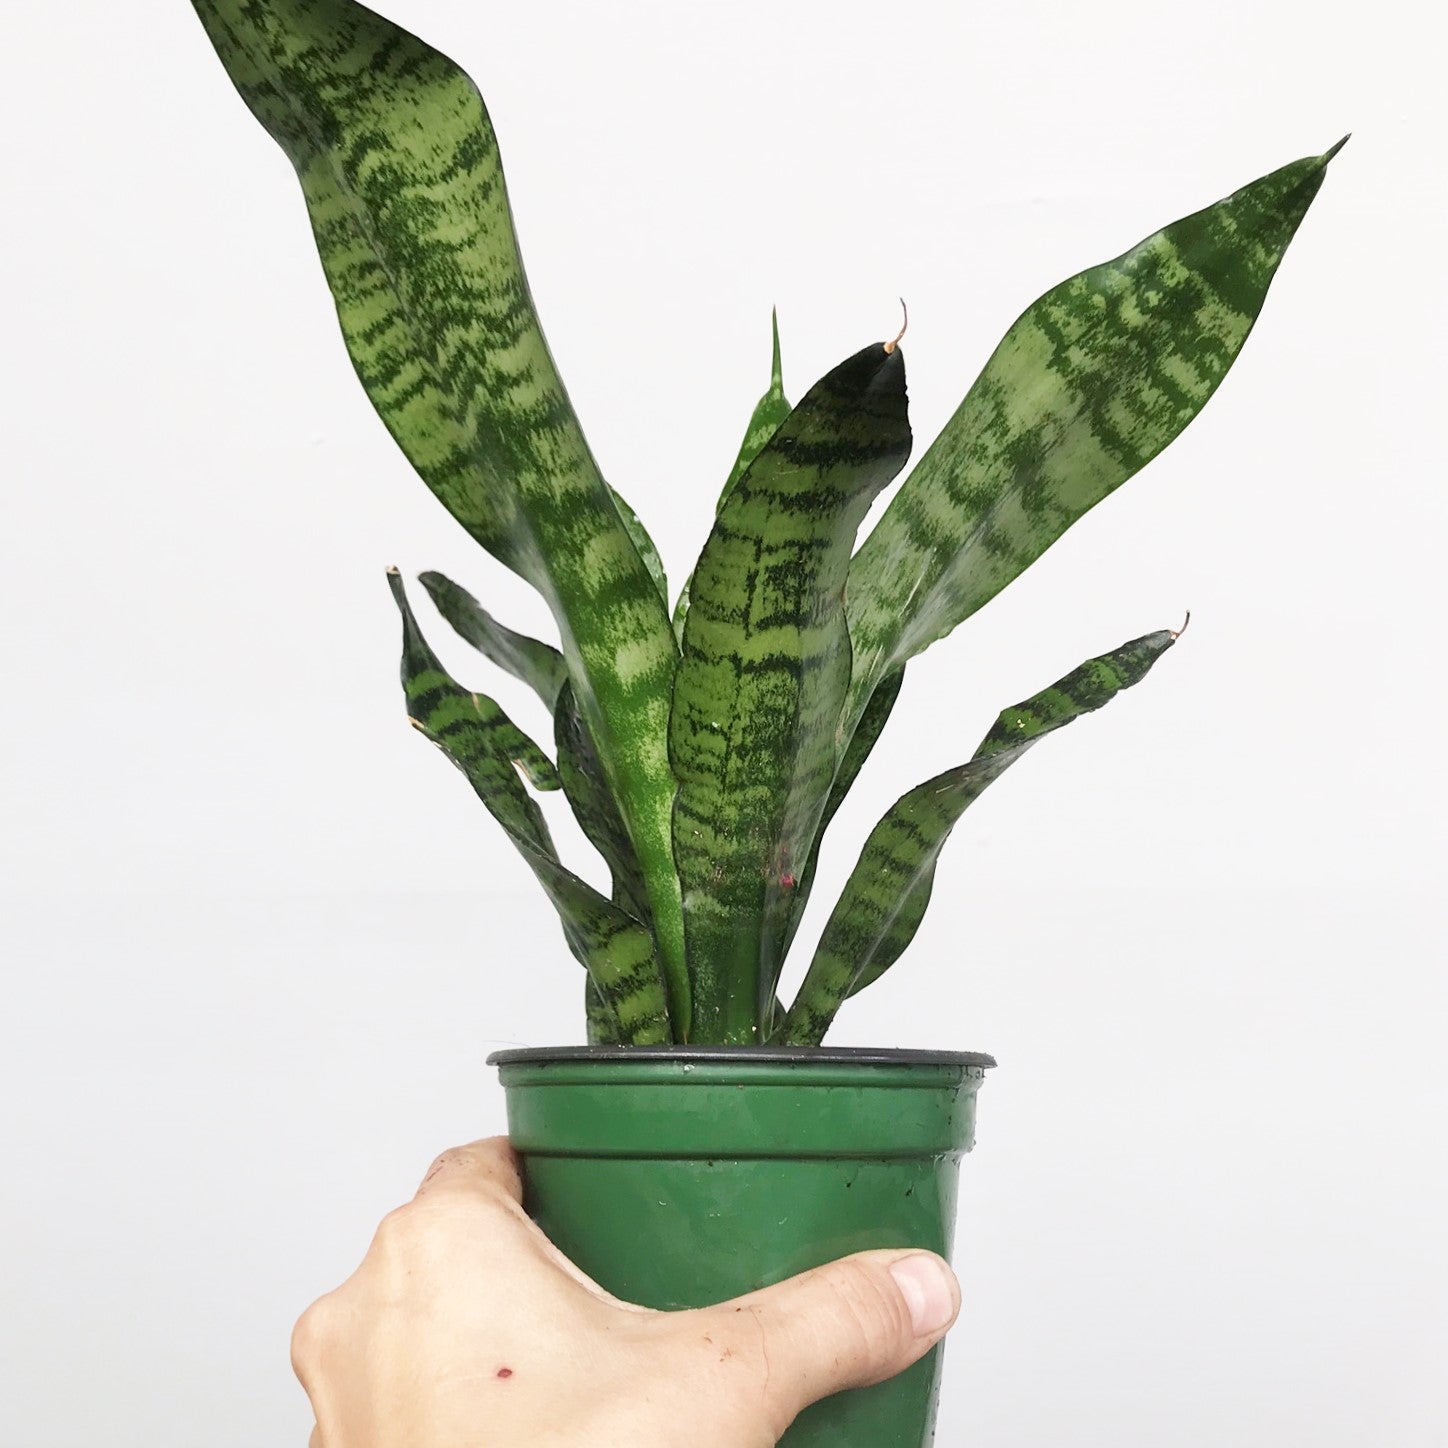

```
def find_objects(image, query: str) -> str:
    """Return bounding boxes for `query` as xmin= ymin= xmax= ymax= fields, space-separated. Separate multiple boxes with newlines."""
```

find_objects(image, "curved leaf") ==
xmin=778 ymin=627 xmax=1180 ymax=1046
xmin=672 ymin=311 xmax=792 ymax=641
xmin=843 ymin=142 xmax=1343 ymax=738
xmin=671 ymin=342 xmax=911 ymax=1042
xmin=389 ymin=571 xmax=672 ymax=1044
xmin=193 ymin=0 xmax=687 ymax=1029
xmin=419 ymin=571 xmax=567 ymax=713
xmin=555 ymin=680 xmax=651 ymax=923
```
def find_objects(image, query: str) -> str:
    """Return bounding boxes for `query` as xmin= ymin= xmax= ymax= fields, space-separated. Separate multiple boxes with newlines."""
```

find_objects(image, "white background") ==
xmin=3 ymin=0 xmax=1445 ymax=1443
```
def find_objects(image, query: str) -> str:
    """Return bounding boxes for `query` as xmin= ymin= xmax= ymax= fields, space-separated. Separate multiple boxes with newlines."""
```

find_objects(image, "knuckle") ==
xmin=419 ymin=1147 xmax=462 ymax=1187
xmin=290 ymin=1295 xmax=335 ymax=1381
xmin=371 ymin=1203 xmax=420 ymax=1255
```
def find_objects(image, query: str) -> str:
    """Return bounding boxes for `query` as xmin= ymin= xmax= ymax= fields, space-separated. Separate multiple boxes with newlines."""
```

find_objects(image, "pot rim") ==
xmin=486 ymin=1044 xmax=996 ymax=1068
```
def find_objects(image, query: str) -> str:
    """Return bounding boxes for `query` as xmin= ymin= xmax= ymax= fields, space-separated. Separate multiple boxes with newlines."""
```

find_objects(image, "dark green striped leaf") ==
xmin=778 ymin=665 xmax=906 ymax=962
xmin=194 ymin=0 xmax=687 ymax=1028
xmin=419 ymin=571 xmax=567 ymax=713
xmin=388 ymin=571 xmax=672 ymax=1044
xmin=555 ymin=681 xmax=651 ymax=924
xmin=671 ymin=342 xmax=912 ymax=1042
xmin=585 ymin=978 xmax=622 ymax=1045
xmin=673 ymin=311 xmax=792 ymax=642
xmin=843 ymin=142 xmax=1343 ymax=738
xmin=777 ymin=627 xmax=1180 ymax=1045
xmin=611 ymin=487 xmax=669 ymax=609
xmin=719 ymin=309 xmax=792 ymax=506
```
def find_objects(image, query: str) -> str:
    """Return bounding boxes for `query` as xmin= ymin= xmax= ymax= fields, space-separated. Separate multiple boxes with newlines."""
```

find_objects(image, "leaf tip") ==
xmin=883 ymin=297 xmax=909 ymax=355
xmin=1169 ymin=610 xmax=1191 ymax=641
xmin=1324 ymin=133 xmax=1351 ymax=163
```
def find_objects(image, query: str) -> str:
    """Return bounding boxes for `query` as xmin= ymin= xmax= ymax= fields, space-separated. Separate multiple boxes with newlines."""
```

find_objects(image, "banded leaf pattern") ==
xmin=389 ymin=571 xmax=671 ymax=1044
xmin=419 ymin=571 xmax=567 ymax=713
xmin=555 ymin=681 xmax=651 ymax=923
xmin=585 ymin=978 xmax=623 ymax=1045
xmin=671 ymin=343 xmax=911 ymax=1042
xmin=192 ymin=0 xmax=687 ymax=1029
xmin=778 ymin=628 xmax=1179 ymax=1045
xmin=843 ymin=142 xmax=1343 ymax=738
xmin=672 ymin=312 xmax=793 ymax=641
xmin=778 ymin=665 xmax=907 ymax=961
xmin=611 ymin=488 xmax=670 ymax=609
xmin=718 ymin=310 xmax=793 ymax=507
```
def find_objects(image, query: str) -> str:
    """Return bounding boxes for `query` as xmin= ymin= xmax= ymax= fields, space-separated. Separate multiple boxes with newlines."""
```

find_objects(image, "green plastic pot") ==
xmin=488 ymin=1044 xmax=994 ymax=1447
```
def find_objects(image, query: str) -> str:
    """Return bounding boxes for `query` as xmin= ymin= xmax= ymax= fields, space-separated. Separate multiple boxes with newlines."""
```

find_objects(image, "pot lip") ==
xmin=487 ymin=1044 xmax=996 ymax=1068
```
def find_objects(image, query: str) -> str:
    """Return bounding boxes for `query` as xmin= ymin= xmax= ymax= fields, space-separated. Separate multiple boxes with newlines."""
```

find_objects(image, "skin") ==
xmin=294 ymin=1138 xmax=962 ymax=1448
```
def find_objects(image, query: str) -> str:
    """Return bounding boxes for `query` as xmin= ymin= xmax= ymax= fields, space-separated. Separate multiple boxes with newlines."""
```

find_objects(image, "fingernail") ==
xmin=889 ymin=1254 xmax=956 ymax=1336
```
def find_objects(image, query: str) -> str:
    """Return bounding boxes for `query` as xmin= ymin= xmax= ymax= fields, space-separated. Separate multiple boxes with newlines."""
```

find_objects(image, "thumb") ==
xmin=703 ymin=1249 xmax=960 ymax=1433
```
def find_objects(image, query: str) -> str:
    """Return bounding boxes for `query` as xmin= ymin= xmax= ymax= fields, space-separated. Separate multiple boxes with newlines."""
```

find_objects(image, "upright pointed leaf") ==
xmin=389 ymin=571 xmax=672 ymax=1044
xmin=419 ymin=571 xmax=567 ymax=713
xmin=672 ymin=312 xmax=792 ymax=640
xmin=778 ymin=627 xmax=1179 ymax=1045
xmin=671 ymin=342 xmax=911 ymax=1042
xmin=719 ymin=309 xmax=792 ymax=506
xmin=193 ymin=0 xmax=687 ymax=1028
xmin=843 ymin=143 xmax=1342 ymax=737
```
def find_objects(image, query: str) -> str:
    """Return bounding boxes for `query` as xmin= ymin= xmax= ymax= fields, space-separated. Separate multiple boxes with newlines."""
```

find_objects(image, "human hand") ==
xmin=293 ymin=1137 xmax=961 ymax=1448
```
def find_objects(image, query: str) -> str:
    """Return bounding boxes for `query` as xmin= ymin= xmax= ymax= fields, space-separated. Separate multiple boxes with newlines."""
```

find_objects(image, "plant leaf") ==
xmin=193 ymin=0 xmax=688 ymax=1031
xmin=389 ymin=571 xmax=672 ymax=1044
xmin=842 ymin=142 xmax=1343 ymax=739
xmin=610 ymin=487 xmax=669 ymax=609
xmin=777 ymin=665 xmax=906 ymax=961
xmin=672 ymin=311 xmax=792 ymax=641
xmin=554 ymin=680 xmax=652 ymax=923
xmin=777 ymin=627 xmax=1179 ymax=1046
xmin=671 ymin=342 xmax=911 ymax=1042
xmin=419 ymin=571 xmax=567 ymax=713
xmin=585 ymin=977 xmax=622 ymax=1045
xmin=719 ymin=308 xmax=792 ymax=506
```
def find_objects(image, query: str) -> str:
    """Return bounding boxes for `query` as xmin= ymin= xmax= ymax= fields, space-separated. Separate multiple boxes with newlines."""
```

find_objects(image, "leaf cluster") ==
xmin=193 ymin=0 xmax=1339 ymax=1045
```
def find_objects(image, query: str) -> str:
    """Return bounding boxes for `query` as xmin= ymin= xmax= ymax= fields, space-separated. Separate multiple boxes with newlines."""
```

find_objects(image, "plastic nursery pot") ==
xmin=488 ymin=1044 xmax=994 ymax=1448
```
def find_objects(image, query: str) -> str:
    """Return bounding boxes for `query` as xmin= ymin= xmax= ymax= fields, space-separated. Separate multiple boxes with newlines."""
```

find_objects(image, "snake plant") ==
xmin=193 ymin=0 xmax=1339 ymax=1046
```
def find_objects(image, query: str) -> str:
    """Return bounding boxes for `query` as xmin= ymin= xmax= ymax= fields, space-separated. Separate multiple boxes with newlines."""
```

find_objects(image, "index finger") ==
xmin=413 ymin=1136 xmax=524 ymax=1205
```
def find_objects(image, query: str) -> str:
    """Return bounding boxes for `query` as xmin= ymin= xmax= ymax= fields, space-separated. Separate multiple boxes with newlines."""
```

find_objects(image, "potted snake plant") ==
xmin=191 ymin=2 xmax=1339 ymax=1442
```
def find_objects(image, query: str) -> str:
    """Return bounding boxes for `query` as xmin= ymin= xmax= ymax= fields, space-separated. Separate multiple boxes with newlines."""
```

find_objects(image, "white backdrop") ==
xmin=3 ymin=0 xmax=1445 ymax=1443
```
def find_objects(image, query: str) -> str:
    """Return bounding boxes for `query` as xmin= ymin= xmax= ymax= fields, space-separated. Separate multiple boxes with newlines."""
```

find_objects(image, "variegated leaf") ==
xmin=671 ymin=342 xmax=911 ymax=1042
xmin=389 ymin=570 xmax=672 ymax=1043
xmin=555 ymin=680 xmax=651 ymax=924
xmin=778 ymin=627 xmax=1180 ymax=1045
xmin=419 ymin=571 xmax=567 ymax=713
xmin=610 ymin=487 xmax=669 ymax=609
xmin=193 ymin=0 xmax=688 ymax=1028
xmin=842 ymin=142 xmax=1343 ymax=741
xmin=672 ymin=311 xmax=792 ymax=642
xmin=778 ymin=665 xmax=906 ymax=961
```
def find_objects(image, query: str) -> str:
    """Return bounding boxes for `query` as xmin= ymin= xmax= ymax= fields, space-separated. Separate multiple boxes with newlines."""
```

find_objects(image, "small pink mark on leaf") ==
xmin=780 ymin=873 xmax=796 ymax=888
xmin=496 ymin=1367 xmax=514 ymax=1380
